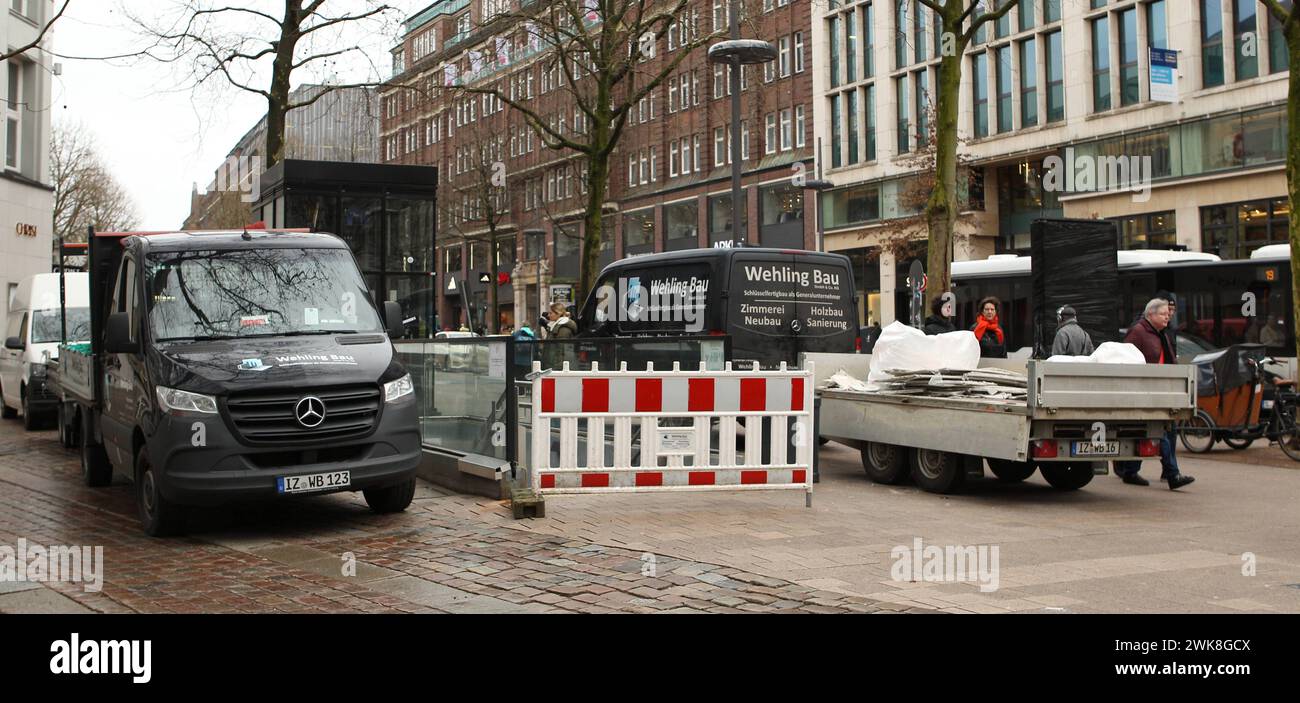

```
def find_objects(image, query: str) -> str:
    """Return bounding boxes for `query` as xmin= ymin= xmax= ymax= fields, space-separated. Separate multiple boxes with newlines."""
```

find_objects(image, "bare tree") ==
xmin=914 ymin=0 xmax=1016 ymax=308
xmin=133 ymin=0 xmax=399 ymax=166
xmin=51 ymin=123 xmax=138 ymax=242
xmin=1 ymin=0 xmax=71 ymax=61
xmin=435 ymin=116 xmax=513 ymax=334
xmin=460 ymin=0 xmax=721 ymax=302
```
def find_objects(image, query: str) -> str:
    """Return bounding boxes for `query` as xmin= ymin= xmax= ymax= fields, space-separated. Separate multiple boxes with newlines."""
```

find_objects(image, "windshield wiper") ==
xmin=239 ymin=330 xmax=360 ymax=338
xmin=156 ymin=335 xmax=237 ymax=342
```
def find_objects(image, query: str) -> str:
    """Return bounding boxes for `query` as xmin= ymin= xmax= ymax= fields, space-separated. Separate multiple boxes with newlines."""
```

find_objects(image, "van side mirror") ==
xmin=105 ymin=312 xmax=138 ymax=354
xmin=382 ymin=301 xmax=404 ymax=339
xmin=4 ymin=336 xmax=23 ymax=351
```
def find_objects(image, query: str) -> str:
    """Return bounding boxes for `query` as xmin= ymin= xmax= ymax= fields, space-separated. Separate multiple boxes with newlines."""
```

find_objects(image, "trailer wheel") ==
xmin=80 ymin=413 xmax=112 ymax=487
xmin=908 ymin=448 xmax=967 ymax=494
xmin=1039 ymin=463 xmax=1095 ymax=491
xmin=987 ymin=458 xmax=1036 ymax=483
xmin=860 ymin=442 xmax=910 ymax=484
xmin=137 ymin=445 xmax=186 ymax=537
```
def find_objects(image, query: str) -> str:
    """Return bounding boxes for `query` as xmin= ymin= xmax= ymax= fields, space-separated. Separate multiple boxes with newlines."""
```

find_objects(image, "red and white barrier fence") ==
xmin=529 ymin=360 xmax=815 ymax=505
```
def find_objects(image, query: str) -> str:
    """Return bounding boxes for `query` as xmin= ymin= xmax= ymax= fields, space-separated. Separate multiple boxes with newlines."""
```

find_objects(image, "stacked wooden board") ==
xmin=826 ymin=366 xmax=1029 ymax=402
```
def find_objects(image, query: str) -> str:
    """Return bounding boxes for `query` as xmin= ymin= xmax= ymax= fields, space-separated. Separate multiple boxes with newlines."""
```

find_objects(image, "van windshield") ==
xmin=146 ymin=248 xmax=383 ymax=341
xmin=32 ymin=308 xmax=90 ymax=343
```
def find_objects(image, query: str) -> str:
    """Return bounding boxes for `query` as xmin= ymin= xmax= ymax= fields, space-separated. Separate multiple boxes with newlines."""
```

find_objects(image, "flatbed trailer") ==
xmin=804 ymin=352 xmax=1196 ymax=492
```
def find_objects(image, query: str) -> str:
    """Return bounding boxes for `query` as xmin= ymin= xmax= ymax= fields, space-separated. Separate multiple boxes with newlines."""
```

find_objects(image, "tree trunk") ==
xmin=925 ymin=31 xmax=964 ymax=309
xmin=265 ymin=9 xmax=299 ymax=167
xmin=488 ymin=235 xmax=500 ymax=334
xmin=1289 ymin=34 xmax=1300 ymax=366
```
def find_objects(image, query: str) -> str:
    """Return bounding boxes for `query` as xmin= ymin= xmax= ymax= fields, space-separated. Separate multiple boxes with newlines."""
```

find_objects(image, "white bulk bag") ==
xmin=867 ymin=321 xmax=981 ymax=384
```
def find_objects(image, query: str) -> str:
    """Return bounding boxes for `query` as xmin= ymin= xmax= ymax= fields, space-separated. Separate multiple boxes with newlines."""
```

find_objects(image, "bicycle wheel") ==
xmin=1275 ymin=403 xmax=1300 ymax=462
xmin=1178 ymin=410 xmax=1216 ymax=453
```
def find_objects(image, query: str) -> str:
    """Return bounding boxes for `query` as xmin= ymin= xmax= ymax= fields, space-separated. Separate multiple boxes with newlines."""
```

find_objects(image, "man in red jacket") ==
xmin=1115 ymin=298 xmax=1195 ymax=490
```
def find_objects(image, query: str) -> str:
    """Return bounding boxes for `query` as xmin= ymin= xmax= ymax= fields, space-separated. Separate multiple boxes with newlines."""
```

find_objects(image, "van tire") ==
xmin=137 ymin=445 xmax=186 ymax=537
xmin=1039 ymin=463 xmax=1095 ymax=491
xmin=21 ymin=387 xmax=40 ymax=431
xmin=80 ymin=415 xmax=112 ymax=487
xmin=861 ymin=442 xmax=910 ymax=484
xmin=0 ymin=381 xmax=16 ymax=419
xmin=364 ymin=478 xmax=416 ymax=514
xmin=909 ymin=448 xmax=967 ymax=494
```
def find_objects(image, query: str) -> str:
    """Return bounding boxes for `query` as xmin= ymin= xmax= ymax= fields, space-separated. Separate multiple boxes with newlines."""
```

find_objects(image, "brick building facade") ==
xmin=381 ymin=0 xmax=818 ymax=332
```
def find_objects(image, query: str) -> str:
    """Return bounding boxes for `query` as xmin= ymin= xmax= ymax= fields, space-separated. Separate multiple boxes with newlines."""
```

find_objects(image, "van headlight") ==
xmin=155 ymin=386 xmax=218 ymax=414
xmin=384 ymin=374 xmax=414 ymax=403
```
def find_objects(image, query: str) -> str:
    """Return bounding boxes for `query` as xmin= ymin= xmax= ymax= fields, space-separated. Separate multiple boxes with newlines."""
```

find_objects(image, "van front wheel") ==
xmin=137 ymin=446 xmax=186 ymax=537
xmin=364 ymin=478 xmax=416 ymax=514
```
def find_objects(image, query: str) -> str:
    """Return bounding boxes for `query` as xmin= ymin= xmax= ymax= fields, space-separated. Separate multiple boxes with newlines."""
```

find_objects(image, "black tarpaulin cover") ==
xmin=1191 ymin=343 xmax=1266 ymax=397
xmin=1030 ymin=219 xmax=1121 ymax=359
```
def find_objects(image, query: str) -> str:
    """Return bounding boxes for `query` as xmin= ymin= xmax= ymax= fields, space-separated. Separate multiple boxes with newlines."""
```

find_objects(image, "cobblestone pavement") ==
xmin=0 ymin=424 xmax=897 ymax=614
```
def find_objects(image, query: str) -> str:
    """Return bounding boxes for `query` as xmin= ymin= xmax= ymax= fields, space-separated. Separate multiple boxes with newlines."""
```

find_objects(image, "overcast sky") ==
xmin=52 ymin=0 xmax=413 ymax=229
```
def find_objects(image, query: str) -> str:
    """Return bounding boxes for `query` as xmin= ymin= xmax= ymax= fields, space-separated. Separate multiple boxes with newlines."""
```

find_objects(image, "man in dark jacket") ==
xmin=1051 ymin=306 xmax=1095 ymax=356
xmin=1115 ymin=297 xmax=1195 ymax=490
xmin=922 ymin=298 xmax=955 ymax=335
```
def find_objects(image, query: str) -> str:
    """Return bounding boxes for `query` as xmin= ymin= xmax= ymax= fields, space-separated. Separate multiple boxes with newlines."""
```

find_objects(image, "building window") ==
xmin=895 ymin=76 xmax=909 ymax=153
xmin=1018 ymin=0 xmax=1035 ymax=31
xmin=1201 ymin=199 xmax=1291 ymax=259
xmin=1234 ymin=0 xmax=1259 ymax=80
xmin=779 ymin=35 xmax=791 ymax=77
xmin=913 ymin=1 xmax=927 ymax=64
xmin=794 ymin=31 xmax=805 ymax=73
xmin=972 ymin=52 xmax=988 ymax=138
xmin=765 ymin=112 xmax=777 ymax=154
xmin=795 ymin=105 xmax=806 ymax=149
xmin=830 ymin=94 xmax=843 ymax=167
xmin=1148 ymin=0 xmax=1168 ymax=50
xmin=1092 ymin=17 xmax=1111 ymax=112
xmin=1118 ymin=7 xmax=1139 ymax=106
xmin=865 ymin=84 xmax=876 ymax=162
xmin=996 ymin=45 xmax=1013 ymax=133
xmin=846 ymin=91 xmax=859 ymax=164
xmin=5 ymin=61 xmax=20 ymax=171
xmin=779 ymin=108 xmax=792 ymax=151
xmin=1045 ymin=31 xmax=1064 ymax=122
xmin=714 ymin=127 xmax=727 ymax=166
xmin=845 ymin=16 xmax=857 ymax=83
xmin=895 ymin=0 xmax=908 ymax=69
xmin=623 ymin=209 xmax=655 ymax=249
xmin=1109 ymin=211 xmax=1178 ymax=250
xmin=861 ymin=4 xmax=873 ymax=76
xmin=1202 ymin=0 xmax=1225 ymax=88
xmin=1269 ymin=2 xmax=1293 ymax=74
xmin=1020 ymin=39 xmax=1038 ymax=127
xmin=830 ymin=14 xmax=841 ymax=87
xmin=914 ymin=69 xmax=928 ymax=141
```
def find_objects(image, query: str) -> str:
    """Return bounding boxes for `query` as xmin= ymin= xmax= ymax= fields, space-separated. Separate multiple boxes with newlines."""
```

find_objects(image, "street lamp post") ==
xmin=805 ymin=139 xmax=835 ymax=253
xmin=708 ymin=5 xmax=775 ymax=248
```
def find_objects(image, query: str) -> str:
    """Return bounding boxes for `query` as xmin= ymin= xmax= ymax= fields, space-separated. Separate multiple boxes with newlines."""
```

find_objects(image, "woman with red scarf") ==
xmin=970 ymin=296 xmax=1008 ymax=358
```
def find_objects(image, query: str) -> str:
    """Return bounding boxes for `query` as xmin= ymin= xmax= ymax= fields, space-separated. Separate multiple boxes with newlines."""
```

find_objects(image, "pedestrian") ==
xmin=861 ymin=318 xmax=883 ymax=353
xmin=546 ymin=303 xmax=577 ymax=339
xmin=923 ymin=298 xmax=955 ymax=335
xmin=1051 ymin=306 xmax=1095 ymax=356
xmin=1114 ymin=297 xmax=1195 ymax=490
xmin=970 ymin=296 xmax=1007 ymax=358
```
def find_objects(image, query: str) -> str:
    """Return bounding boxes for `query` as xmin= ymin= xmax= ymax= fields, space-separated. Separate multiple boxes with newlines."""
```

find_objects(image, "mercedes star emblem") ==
xmin=295 ymin=396 xmax=326 ymax=428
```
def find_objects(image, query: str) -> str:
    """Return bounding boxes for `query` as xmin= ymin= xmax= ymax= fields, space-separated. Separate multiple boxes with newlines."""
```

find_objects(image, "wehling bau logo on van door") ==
xmin=594 ymin=276 xmax=707 ymax=332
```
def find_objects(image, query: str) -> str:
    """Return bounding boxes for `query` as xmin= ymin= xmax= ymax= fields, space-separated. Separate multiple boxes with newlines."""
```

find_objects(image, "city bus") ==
xmin=948 ymin=245 xmax=1295 ymax=361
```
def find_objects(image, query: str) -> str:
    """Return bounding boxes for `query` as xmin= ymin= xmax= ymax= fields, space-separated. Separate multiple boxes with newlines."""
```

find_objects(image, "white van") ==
xmin=2 ymin=273 xmax=90 ymax=429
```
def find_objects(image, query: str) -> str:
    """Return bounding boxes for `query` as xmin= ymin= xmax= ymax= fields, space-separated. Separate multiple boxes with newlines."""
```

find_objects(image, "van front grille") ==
xmin=224 ymin=385 xmax=381 ymax=444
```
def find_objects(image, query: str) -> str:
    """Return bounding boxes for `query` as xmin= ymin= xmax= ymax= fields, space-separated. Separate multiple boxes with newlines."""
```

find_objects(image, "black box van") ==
xmin=576 ymin=248 xmax=858 ymax=368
